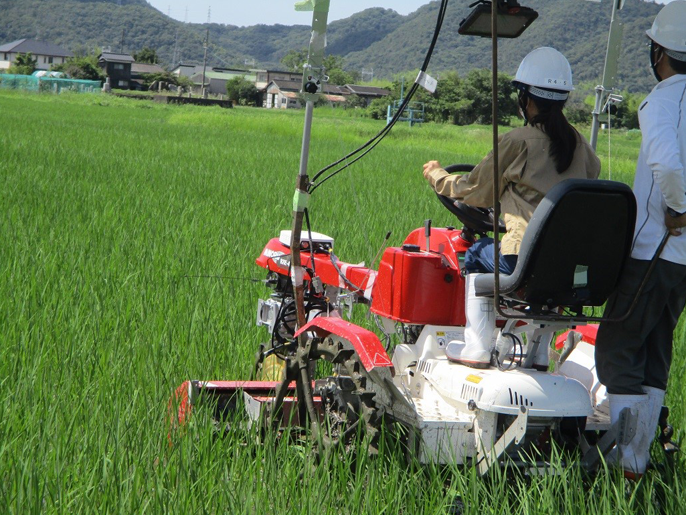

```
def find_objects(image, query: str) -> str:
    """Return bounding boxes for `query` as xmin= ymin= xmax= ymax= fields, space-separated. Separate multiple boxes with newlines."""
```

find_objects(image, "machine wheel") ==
xmin=306 ymin=336 xmax=384 ymax=457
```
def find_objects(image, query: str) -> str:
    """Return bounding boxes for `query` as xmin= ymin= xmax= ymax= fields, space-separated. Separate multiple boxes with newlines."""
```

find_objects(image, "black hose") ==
xmin=308 ymin=0 xmax=449 ymax=193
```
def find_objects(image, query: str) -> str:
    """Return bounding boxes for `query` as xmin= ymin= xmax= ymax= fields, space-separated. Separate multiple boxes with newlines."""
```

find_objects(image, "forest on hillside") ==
xmin=0 ymin=0 xmax=664 ymax=93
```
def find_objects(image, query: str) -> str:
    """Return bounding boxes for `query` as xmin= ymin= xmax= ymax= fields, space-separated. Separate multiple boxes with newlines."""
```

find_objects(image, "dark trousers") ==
xmin=595 ymin=258 xmax=686 ymax=395
xmin=464 ymin=237 xmax=518 ymax=275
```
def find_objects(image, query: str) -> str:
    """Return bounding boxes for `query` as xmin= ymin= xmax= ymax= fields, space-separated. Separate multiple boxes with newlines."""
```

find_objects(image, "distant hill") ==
xmin=341 ymin=0 xmax=662 ymax=93
xmin=0 ymin=0 xmax=663 ymax=92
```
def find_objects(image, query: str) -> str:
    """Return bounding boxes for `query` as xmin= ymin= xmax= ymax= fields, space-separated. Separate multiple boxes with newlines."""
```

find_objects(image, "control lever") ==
xmin=424 ymin=219 xmax=432 ymax=252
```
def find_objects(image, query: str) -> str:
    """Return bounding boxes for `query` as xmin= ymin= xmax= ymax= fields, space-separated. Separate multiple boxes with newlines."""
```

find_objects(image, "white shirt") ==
xmin=631 ymin=74 xmax=686 ymax=265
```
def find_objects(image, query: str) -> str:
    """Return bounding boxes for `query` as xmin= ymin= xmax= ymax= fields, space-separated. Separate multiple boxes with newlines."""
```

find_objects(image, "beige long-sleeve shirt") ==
xmin=427 ymin=125 xmax=601 ymax=255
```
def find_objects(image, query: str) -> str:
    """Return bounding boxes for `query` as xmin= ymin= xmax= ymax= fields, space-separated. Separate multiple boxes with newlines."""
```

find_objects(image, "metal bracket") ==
xmin=243 ymin=392 xmax=263 ymax=429
xmin=477 ymin=406 xmax=528 ymax=475
xmin=581 ymin=406 xmax=636 ymax=471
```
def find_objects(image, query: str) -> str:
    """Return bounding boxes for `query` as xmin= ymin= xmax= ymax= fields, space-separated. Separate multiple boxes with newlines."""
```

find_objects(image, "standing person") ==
xmin=423 ymin=47 xmax=600 ymax=368
xmin=595 ymin=0 xmax=686 ymax=480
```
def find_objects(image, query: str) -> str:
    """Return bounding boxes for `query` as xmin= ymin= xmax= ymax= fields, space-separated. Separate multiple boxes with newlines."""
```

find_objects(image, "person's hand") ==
xmin=665 ymin=211 xmax=686 ymax=236
xmin=423 ymin=160 xmax=442 ymax=180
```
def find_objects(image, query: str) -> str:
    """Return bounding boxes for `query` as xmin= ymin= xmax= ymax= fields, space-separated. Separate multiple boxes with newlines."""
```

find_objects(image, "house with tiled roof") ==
xmin=130 ymin=62 xmax=167 ymax=89
xmin=190 ymin=68 xmax=256 ymax=96
xmin=98 ymin=52 xmax=135 ymax=89
xmin=265 ymin=80 xmax=348 ymax=109
xmin=0 ymin=39 xmax=73 ymax=71
xmin=343 ymin=85 xmax=391 ymax=106
xmin=254 ymin=69 xmax=302 ymax=90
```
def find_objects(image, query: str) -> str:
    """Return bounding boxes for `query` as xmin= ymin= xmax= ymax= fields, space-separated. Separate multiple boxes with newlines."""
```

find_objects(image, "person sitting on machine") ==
xmin=422 ymin=47 xmax=601 ymax=369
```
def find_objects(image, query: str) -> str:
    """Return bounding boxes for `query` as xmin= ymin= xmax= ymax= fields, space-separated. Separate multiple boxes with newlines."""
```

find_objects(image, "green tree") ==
xmin=134 ymin=47 xmax=158 ymax=64
xmin=280 ymin=49 xmax=308 ymax=72
xmin=454 ymin=69 xmax=518 ymax=125
xmin=52 ymin=54 xmax=105 ymax=81
xmin=8 ymin=52 xmax=37 ymax=75
xmin=226 ymin=76 xmax=259 ymax=106
xmin=281 ymin=50 xmax=358 ymax=85
xmin=612 ymin=91 xmax=645 ymax=130
xmin=327 ymin=68 xmax=354 ymax=86
xmin=323 ymin=54 xmax=360 ymax=85
xmin=141 ymin=71 xmax=178 ymax=90
xmin=176 ymin=75 xmax=194 ymax=91
xmin=427 ymin=71 xmax=461 ymax=124
xmin=366 ymin=97 xmax=390 ymax=120
xmin=345 ymin=94 xmax=368 ymax=109
xmin=564 ymin=95 xmax=592 ymax=125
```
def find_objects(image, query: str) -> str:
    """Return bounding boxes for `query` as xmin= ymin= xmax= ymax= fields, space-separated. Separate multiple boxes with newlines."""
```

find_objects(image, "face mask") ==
xmin=650 ymin=40 xmax=664 ymax=82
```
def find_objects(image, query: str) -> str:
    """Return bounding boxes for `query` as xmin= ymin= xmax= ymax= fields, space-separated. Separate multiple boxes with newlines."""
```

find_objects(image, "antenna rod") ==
xmin=590 ymin=0 xmax=624 ymax=150
xmin=491 ymin=1 xmax=502 ymax=315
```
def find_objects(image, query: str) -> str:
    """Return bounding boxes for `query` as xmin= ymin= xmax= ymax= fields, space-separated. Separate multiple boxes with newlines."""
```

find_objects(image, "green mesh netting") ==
xmin=0 ymin=74 xmax=102 ymax=93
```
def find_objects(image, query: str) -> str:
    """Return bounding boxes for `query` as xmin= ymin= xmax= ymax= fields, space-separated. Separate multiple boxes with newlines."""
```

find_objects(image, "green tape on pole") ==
xmin=293 ymin=189 xmax=310 ymax=212
xmin=295 ymin=0 xmax=330 ymax=13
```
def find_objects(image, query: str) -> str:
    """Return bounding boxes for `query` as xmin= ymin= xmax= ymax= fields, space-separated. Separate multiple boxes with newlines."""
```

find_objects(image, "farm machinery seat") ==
xmin=474 ymin=179 xmax=637 ymax=318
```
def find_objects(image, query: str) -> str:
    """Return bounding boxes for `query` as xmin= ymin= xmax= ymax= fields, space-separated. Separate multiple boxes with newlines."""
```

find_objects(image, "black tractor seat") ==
xmin=473 ymin=179 xmax=637 ymax=316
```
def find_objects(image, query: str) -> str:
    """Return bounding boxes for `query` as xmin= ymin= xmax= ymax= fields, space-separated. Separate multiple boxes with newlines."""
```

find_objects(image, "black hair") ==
xmin=651 ymin=41 xmax=686 ymax=80
xmin=520 ymin=88 xmax=579 ymax=174
xmin=667 ymin=55 xmax=686 ymax=75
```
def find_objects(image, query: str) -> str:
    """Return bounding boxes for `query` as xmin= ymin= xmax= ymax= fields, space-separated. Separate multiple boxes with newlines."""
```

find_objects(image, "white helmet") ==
xmin=646 ymin=0 xmax=686 ymax=59
xmin=514 ymin=47 xmax=574 ymax=101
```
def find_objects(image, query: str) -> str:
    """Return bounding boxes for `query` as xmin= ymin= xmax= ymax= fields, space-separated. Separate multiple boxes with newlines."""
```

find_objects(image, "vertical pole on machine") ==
xmin=291 ymin=0 xmax=329 ymax=330
xmin=291 ymin=103 xmax=314 ymax=330
xmin=491 ymin=2 xmax=502 ymax=311
xmin=290 ymin=0 xmax=330 ymax=433
xmin=590 ymin=0 xmax=624 ymax=151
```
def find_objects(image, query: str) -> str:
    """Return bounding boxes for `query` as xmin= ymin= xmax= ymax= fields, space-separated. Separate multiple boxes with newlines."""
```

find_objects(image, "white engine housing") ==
xmin=391 ymin=325 xmax=599 ymax=466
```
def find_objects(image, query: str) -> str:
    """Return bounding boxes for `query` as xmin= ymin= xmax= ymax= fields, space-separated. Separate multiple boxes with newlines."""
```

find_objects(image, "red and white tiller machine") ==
xmin=170 ymin=0 xmax=678 ymax=474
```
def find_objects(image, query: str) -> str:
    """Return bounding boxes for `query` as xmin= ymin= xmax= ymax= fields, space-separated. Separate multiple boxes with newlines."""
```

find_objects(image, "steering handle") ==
xmin=435 ymin=164 xmax=507 ymax=235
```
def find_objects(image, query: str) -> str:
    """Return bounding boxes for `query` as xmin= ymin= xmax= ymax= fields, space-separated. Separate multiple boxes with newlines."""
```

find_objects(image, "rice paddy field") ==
xmin=1 ymin=89 xmax=684 ymax=513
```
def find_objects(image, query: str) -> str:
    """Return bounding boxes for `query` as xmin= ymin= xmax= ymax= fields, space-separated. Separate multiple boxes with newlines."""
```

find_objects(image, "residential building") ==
xmin=98 ymin=52 xmax=135 ymax=89
xmin=265 ymin=80 xmax=348 ymax=109
xmin=0 ymin=39 xmax=72 ymax=71
xmin=343 ymin=84 xmax=391 ymax=107
xmin=131 ymin=62 xmax=167 ymax=89
xmin=190 ymin=69 xmax=256 ymax=96
xmin=254 ymin=69 xmax=302 ymax=90
xmin=170 ymin=63 xmax=203 ymax=78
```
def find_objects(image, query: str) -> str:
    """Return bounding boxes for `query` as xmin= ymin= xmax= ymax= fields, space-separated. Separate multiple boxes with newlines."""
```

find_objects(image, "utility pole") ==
xmin=120 ymin=28 xmax=125 ymax=53
xmin=201 ymin=27 xmax=209 ymax=98
xmin=172 ymin=28 xmax=179 ymax=67
xmin=200 ymin=7 xmax=211 ymax=98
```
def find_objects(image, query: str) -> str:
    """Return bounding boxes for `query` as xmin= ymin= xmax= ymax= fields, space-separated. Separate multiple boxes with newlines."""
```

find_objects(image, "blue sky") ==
xmin=145 ymin=1 xmax=431 ymax=26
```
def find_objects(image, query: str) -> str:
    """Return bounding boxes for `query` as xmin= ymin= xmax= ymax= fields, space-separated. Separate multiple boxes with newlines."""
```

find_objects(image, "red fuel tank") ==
xmin=370 ymin=244 xmax=466 ymax=326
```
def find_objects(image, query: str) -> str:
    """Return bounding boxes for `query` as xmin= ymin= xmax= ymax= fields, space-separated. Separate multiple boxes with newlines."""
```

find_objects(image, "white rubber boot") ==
xmin=525 ymin=329 xmax=553 ymax=371
xmin=637 ymin=386 xmax=665 ymax=471
xmin=608 ymin=393 xmax=649 ymax=478
xmin=457 ymin=273 xmax=494 ymax=368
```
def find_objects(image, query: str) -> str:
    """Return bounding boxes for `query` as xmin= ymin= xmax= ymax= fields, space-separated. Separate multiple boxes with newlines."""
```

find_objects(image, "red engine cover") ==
xmin=371 ymin=248 xmax=467 ymax=326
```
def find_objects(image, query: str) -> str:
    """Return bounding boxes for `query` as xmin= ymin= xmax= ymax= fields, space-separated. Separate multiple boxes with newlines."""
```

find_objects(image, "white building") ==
xmin=265 ymin=80 xmax=348 ymax=109
xmin=0 ymin=39 xmax=72 ymax=71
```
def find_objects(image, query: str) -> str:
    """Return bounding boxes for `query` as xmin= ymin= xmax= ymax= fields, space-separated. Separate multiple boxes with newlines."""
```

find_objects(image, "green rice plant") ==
xmin=0 ymin=90 xmax=682 ymax=513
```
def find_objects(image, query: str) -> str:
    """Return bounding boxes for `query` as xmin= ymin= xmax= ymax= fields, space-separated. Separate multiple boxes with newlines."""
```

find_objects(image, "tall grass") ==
xmin=0 ymin=90 xmax=683 ymax=513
